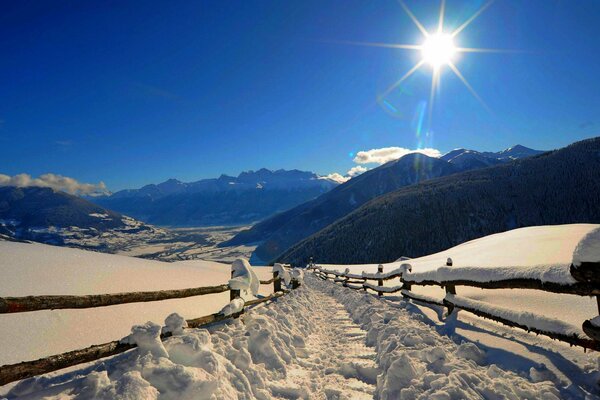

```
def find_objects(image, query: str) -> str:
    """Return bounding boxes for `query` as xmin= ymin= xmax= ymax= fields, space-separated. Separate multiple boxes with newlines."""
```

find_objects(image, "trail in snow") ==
xmin=272 ymin=287 xmax=378 ymax=399
xmin=4 ymin=275 xmax=595 ymax=399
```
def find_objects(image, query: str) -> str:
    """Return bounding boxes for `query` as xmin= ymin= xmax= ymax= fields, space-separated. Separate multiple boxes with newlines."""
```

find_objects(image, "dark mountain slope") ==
xmin=0 ymin=186 xmax=125 ymax=231
xmin=224 ymin=153 xmax=461 ymax=262
xmin=277 ymin=137 xmax=600 ymax=265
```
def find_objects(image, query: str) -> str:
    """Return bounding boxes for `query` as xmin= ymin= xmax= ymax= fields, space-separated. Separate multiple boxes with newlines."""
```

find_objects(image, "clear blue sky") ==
xmin=1 ymin=0 xmax=599 ymax=190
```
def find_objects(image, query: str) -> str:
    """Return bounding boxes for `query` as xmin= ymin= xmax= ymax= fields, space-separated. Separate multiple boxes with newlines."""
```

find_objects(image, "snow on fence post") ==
xmin=377 ymin=264 xmax=384 ymax=297
xmin=443 ymin=258 xmax=457 ymax=314
xmin=230 ymin=265 xmax=241 ymax=301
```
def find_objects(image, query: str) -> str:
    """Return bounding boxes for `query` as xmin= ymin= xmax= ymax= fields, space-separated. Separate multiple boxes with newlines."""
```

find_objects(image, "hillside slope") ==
xmin=278 ymin=137 xmax=600 ymax=265
xmin=224 ymin=153 xmax=461 ymax=263
xmin=0 ymin=186 xmax=161 ymax=251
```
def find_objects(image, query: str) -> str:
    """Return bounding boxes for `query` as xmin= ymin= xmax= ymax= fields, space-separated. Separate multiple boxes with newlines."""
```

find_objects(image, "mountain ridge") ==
xmin=226 ymin=144 xmax=544 ymax=263
xmin=276 ymin=137 xmax=600 ymax=265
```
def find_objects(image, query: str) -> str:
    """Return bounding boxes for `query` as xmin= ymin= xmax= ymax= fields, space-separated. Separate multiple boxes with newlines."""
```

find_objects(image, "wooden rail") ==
xmin=311 ymin=259 xmax=600 ymax=351
xmin=0 ymin=285 xmax=230 ymax=314
xmin=0 ymin=264 xmax=297 ymax=386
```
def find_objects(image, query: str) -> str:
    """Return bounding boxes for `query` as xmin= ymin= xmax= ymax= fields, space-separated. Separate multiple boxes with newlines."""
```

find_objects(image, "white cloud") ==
xmin=322 ymin=173 xmax=350 ymax=184
xmin=353 ymin=147 xmax=441 ymax=165
xmin=347 ymin=165 xmax=368 ymax=177
xmin=0 ymin=173 xmax=109 ymax=196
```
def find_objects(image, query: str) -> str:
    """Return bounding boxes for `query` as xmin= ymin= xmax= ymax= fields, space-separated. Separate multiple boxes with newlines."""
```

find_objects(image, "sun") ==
xmin=333 ymin=0 xmax=503 ymax=124
xmin=421 ymin=33 xmax=456 ymax=69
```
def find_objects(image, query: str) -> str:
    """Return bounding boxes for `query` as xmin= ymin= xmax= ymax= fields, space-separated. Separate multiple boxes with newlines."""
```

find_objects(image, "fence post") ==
xmin=273 ymin=270 xmax=282 ymax=293
xmin=291 ymin=276 xmax=300 ymax=289
xmin=571 ymin=259 xmax=600 ymax=342
xmin=443 ymin=258 xmax=456 ymax=314
xmin=377 ymin=264 xmax=384 ymax=297
xmin=401 ymin=277 xmax=411 ymax=299
xmin=230 ymin=265 xmax=240 ymax=301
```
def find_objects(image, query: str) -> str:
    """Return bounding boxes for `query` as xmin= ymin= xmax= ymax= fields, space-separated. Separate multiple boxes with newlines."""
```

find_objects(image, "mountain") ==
xmin=223 ymin=153 xmax=462 ymax=263
xmin=441 ymin=145 xmax=543 ymax=169
xmin=276 ymin=137 xmax=600 ymax=265
xmin=0 ymin=186 xmax=160 ymax=250
xmin=91 ymin=169 xmax=338 ymax=226
xmin=225 ymin=144 xmax=544 ymax=264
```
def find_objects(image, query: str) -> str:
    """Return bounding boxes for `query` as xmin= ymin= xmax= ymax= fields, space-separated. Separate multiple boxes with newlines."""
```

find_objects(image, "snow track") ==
xmin=272 ymin=287 xmax=378 ymax=399
xmin=3 ymin=276 xmax=594 ymax=399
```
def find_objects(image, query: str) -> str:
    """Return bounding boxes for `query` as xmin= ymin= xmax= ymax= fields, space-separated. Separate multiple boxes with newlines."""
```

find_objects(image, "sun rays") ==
xmin=339 ymin=0 xmax=507 ymax=127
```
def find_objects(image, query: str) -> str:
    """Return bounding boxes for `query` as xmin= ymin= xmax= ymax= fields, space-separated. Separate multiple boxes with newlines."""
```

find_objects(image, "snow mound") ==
xmin=122 ymin=321 xmax=168 ymax=358
xmin=228 ymin=258 xmax=259 ymax=296
xmin=163 ymin=313 xmax=188 ymax=336
xmin=219 ymin=298 xmax=245 ymax=316
xmin=572 ymin=227 xmax=600 ymax=266
xmin=273 ymin=263 xmax=291 ymax=286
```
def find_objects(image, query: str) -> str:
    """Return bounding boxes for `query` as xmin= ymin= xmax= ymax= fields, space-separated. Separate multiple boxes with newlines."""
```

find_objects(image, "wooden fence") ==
xmin=310 ymin=259 xmax=600 ymax=352
xmin=0 ymin=264 xmax=298 ymax=386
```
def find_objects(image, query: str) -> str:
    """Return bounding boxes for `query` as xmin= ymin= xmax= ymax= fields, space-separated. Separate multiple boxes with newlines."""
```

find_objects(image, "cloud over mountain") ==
xmin=353 ymin=147 xmax=441 ymax=165
xmin=0 ymin=173 xmax=108 ymax=196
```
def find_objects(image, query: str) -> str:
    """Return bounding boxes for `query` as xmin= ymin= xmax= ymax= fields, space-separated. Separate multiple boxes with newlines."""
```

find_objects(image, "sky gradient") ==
xmin=1 ymin=0 xmax=599 ymax=190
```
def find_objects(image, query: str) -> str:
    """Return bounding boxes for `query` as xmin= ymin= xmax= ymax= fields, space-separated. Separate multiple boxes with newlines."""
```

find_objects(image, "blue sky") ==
xmin=1 ymin=0 xmax=599 ymax=190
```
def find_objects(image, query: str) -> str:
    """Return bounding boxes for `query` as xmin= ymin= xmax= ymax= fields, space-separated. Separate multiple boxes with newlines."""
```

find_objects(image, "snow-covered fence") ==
xmin=0 ymin=261 xmax=299 ymax=386
xmin=311 ymin=249 xmax=600 ymax=352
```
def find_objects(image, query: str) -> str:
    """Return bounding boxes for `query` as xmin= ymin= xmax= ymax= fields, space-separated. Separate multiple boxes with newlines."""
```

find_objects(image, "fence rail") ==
xmin=0 ymin=264 xmax=299 ymax=387
xmin=310 ymin=259 xmax=600 ymax=352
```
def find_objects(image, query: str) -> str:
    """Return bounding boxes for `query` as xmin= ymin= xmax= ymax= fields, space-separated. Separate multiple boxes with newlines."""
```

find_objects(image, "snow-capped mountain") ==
xmin=441 ymin=144 xmax=543 ymax=169
xmin=91 ymin=169 xmax=339 ymax=226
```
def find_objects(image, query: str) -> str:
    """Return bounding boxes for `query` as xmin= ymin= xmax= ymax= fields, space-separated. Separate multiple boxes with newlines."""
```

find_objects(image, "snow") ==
xmin=2 ymin=224 xmax=600 ymax=398
xmin=0 ymin=241 xmax=273 ymax=366
xmin=446 ymin=294 xmax=583 ymax=337
xmin=273 ymin=263 xmax=291 ymax=286
xmin=163 ymin=313 xmax=188 ymax=336
xmin=572 ymin=226 xmax=600 ymax=266
xmin=219 ymin=298 xmax=245 ymax=316
xmin=228 ymin=258 xmax=259 ymax=296
xmin=122 ymin=321 xmax=169 ymax=358
xmin=318 ymin=224 xmax=600 ymax=327
xmin=3 ymin=275 xmax=599 ymax=398
xmin=315 ymin=224 xmax=600 ymax=390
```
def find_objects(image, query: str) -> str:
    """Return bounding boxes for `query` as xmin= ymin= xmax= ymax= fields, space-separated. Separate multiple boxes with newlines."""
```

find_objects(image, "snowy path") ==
xmin=3 ymin=275 xmax=592 ymax=399
xmin=270 ymin=288 xmax=378 ymax=399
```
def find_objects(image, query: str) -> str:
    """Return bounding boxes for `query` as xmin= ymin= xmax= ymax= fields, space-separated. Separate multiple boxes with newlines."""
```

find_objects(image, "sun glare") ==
xmin=421 ymin=33 xmax=456 ymax=69
xmin=337 ymin=0 xmax=504 ymax=125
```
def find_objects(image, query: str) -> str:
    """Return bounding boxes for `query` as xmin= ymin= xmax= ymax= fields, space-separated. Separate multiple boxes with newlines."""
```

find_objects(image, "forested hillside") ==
xmin=278 ymin=137 xmax=600 ymax=265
